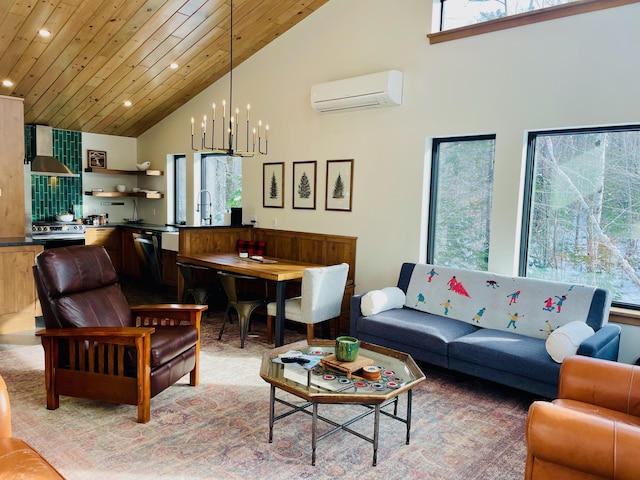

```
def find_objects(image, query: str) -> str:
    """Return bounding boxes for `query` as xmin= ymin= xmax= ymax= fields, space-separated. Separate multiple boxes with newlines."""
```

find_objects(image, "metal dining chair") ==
xmin=217 ymin=271 xmax=268 ymax=348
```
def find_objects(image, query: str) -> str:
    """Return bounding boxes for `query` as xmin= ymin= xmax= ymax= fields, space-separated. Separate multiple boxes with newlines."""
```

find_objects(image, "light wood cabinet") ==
xmin=0 ymin=245 xmax=43 ymax=333
xmin=0 ymin=96 xmax=25 ymax=237
xmin=85 ymin=227 xmax=122 ymax=272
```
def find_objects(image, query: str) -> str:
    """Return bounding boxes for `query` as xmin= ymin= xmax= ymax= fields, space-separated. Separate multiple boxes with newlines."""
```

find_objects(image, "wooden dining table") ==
xmin=176 ymin=252 xmax=323 ymax=347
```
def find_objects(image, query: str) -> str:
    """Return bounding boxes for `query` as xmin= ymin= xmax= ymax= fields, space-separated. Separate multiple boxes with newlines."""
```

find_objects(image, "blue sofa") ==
xmin=350 ymin=263 xmax=621 ymax=398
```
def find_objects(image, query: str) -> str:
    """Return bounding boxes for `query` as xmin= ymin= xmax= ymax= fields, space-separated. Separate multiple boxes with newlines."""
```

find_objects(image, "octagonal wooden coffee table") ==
xmin=260 ymin=339 xmax=425 ymax=466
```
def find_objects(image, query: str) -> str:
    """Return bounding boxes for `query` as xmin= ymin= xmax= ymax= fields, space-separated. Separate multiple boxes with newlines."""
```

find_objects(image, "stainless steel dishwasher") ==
xmin=132 ymin=230 xmax=163 ymax=285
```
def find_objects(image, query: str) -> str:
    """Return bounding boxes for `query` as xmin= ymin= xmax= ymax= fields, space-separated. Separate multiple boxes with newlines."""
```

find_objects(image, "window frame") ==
xmin=427 ymin=133 xmax=496 ymax=268
xmin=520 ymin=123 xmax=640 ymax=310
xmin=428 ymin=0 xmax=640 ymax=44
xmin=173 ymin=154 xmax=186 ymax=225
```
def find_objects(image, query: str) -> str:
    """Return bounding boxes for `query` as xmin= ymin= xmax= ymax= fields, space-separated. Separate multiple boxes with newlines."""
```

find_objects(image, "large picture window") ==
xmin=200 ymin=154 xmax=242 ymax=225
xmin=427 ymin=135 xmax=495 ymax=270
xmin=521 ymin=125 xmax=640 ymax=309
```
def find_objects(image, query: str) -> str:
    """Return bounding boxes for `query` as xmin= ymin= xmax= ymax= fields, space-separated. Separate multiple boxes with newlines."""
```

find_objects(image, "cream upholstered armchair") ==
xmin=525 ymin=355 xmax=640 ymax=479
xmin=33 ymin=245 xmax=207 ymax=423
xmin=266 ymin=263 xmax=349 ymax=343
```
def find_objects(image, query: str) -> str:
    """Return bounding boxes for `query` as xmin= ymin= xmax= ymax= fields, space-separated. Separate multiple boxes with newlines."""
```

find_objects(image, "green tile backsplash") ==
xmin=26 ymin=126 xmax=83 ymax=221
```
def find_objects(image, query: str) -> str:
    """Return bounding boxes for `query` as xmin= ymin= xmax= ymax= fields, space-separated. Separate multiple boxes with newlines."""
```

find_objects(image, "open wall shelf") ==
xmin=84 ymin=167 xmax=164 ymax=176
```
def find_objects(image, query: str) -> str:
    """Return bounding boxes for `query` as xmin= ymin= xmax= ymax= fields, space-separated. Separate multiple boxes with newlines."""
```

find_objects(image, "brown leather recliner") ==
xmin=33 ymin=245 xmax=207 ymax=423
xmin=525 ymin=355 xmax=640 ymax=479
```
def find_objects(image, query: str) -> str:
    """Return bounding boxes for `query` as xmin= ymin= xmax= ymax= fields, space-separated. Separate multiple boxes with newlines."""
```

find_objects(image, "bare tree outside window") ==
xmin=201 ymin=155 xmax=242 ymax=225
xmin=522 ymin=126 xmax=640 ymax=308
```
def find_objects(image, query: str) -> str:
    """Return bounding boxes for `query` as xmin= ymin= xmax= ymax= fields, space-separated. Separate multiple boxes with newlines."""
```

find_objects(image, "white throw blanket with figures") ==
xmin=404 ymin=264 xmax=596 ymax=340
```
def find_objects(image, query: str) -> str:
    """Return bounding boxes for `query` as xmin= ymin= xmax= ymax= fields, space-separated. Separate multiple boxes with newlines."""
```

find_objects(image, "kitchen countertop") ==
xmin=86 ymin=223 xmax=179 ymax=233
xmin=0 ymin=236 xmax=45 ymax=247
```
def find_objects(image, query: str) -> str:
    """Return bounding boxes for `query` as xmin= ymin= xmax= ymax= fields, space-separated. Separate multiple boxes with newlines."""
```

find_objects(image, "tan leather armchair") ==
xmin=0 ymin=374 xmax=64 ymax=478
xmin=33 ymin=245 xmax=207 ymax=423
xmin=525 ymin=355 xmax=640 ymax=479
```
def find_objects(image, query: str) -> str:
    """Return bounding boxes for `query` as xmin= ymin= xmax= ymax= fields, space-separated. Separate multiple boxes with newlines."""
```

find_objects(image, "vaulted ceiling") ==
xmin=0 ymin=0 xmax=328 ymax=138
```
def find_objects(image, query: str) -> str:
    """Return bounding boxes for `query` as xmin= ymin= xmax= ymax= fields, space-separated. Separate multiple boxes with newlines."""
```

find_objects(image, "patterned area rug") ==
xmin=0 ymin=316 xmax=535 ymax=479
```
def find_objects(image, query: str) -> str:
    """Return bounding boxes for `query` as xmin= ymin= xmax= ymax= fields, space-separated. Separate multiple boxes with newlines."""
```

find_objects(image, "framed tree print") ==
xmin=325 ymin=159 xmax=353 ymax=211
xmin=292 ymin=161 xmax=317 ymax=209
xmin=263 ymin=162 xmax=284 ymax=208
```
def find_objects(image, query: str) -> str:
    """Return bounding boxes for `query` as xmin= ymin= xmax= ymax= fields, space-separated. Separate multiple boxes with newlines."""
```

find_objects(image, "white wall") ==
xmin=82 ymin=132 xmax=163 ymax=223
xmin=137 ymin=0 xmax=640 ymax=359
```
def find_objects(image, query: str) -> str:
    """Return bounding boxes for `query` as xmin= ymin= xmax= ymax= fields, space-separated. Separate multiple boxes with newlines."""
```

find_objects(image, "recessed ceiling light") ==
xmin=2 ymin=80 xmax=13 ymax=87
xmin=169 ymin=63 xmax=179 ymax=69
xmin=123 ymin=100 xmax=132 ymax=107
xmin=39 ymin=29 xmax=51 ymax=37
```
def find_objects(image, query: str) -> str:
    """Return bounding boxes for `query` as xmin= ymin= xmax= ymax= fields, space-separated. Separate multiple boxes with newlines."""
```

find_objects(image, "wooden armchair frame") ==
xmin=36 ymin=304 xmax=206 ymax=423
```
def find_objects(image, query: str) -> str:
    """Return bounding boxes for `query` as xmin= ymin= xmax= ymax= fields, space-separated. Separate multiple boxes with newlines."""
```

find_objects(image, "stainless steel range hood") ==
xmin=30 ymin=125 xmax=79 ymax=177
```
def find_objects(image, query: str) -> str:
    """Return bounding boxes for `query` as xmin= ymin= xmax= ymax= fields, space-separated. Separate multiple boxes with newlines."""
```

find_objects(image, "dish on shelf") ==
xmin=136 ymin=161 xmax=151 ymax=171
xmin=140 ymin=190 xmax=158 ymax=194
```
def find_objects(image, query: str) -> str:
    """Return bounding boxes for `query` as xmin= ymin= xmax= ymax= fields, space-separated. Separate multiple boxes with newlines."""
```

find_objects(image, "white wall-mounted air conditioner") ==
xmin=310 ymin=70 xmax=403 ymax=113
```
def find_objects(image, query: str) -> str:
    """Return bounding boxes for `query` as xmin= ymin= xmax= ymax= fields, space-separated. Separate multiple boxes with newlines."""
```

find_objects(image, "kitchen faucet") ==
xmin=196 ymin=189 xmax=213 ymax=225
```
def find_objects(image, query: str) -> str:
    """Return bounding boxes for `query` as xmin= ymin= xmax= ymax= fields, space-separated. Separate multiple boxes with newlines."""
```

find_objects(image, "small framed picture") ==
xmin=263 ymin=162 xmax=284 ymax=208
xmin=88 ymin=150 xmax=107 ymax=169
xmin=325 ymin=159 xmax=354 ymax=211
xmin=292 ymin=161 xmax=317 ymax=210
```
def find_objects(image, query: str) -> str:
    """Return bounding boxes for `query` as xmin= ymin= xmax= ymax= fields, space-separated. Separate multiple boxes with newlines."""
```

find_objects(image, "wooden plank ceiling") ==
xmin=0 ymin=0 xmax=328 ymax=138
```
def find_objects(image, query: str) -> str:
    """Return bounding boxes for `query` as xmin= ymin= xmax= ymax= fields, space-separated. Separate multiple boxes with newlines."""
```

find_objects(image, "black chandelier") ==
xmin=190 ymin=0 xmax=269 ymax=156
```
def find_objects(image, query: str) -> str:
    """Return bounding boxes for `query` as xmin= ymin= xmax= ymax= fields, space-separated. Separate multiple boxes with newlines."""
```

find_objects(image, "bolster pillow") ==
xmin=361 ymin=287 xmax=406 ymax=316
xmin=545 ymin=321 xmax=595 ymax=363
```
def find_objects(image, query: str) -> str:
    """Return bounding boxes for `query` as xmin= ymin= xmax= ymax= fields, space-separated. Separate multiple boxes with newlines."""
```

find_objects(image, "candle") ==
xmin=212 ymin=102 xmax=216 ymax=118
xmin=235 ymin=107 xmax=239 ymax=119
xmin=258 ymin=120 xmax=262 ymax=138
xmin=203 ymin=115 xmax=206 ymax=134
xmin=191 ymin=117 xmax=194 ymax=135
xmin=265 ymin=124 xmax=269 ymax=141
xmin=222 ymin=100 xmax=226 ymax=118
xmin=246 ymin=104 xmax=250 ymax=122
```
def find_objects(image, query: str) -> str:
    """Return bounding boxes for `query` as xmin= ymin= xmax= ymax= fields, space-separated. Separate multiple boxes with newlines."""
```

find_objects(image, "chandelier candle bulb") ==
xmin=247 ymin=104 xmax=250 ymax=121
xmin=191 ymin=117 xmax=194 ymax=135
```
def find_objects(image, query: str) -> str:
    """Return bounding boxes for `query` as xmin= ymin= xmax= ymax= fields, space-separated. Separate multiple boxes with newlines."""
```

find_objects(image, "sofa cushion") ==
xmin=404 ymin=263 xmax=597 ymax=340
xmin=361 ymin=287 xmax=406 ymax=316
xmin=448 ymin=328 xmax=560 ymax=384
xmin=355 ymin=308 xmax=479 ymax=357
xmin=546 ymin=321 xmax=595 ymax=363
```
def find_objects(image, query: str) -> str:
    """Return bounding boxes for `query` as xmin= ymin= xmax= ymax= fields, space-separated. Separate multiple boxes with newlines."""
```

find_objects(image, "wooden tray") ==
xmin=320 ymin=354 xmax=374 ymax=378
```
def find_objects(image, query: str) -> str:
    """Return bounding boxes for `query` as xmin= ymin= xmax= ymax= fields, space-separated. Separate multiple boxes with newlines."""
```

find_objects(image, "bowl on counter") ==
xmin=55 ymin=213 xmax=74 ymax=222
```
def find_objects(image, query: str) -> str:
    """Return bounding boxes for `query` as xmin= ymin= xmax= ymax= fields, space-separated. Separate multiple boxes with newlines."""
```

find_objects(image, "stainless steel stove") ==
xmin=31 ymin=221 xmax=86 ymax=247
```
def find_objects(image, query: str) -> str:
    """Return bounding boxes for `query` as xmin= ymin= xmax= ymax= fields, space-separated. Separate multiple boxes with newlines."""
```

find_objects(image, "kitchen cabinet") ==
xmin=121 ymin=228 xmax=142 ymax=277
xmin=0 ymin=96 xmax=25 ymax=237
xmin=85 ymin=227 xmax=122 ymax=272
xmin=162 ymin=250 xmax=178 ymax=287
xmin=0 ymin=244 xmax=43 ymax=333
xmin=83 ymin=167 xmax=164 ymax=198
